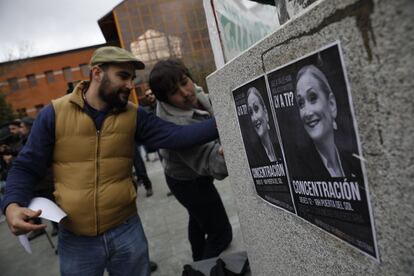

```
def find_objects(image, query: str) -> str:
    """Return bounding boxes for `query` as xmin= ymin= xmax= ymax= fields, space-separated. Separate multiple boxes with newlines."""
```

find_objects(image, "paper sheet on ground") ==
xmin=18 ymin=197 xmax=66 ymax=254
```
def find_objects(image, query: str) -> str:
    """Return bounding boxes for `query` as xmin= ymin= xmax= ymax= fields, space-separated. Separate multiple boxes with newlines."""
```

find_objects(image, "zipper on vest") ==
xmin=96 ymin=129 xmax=101 ymax=235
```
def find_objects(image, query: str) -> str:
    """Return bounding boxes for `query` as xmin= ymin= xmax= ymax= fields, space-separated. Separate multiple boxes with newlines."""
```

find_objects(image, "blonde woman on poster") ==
xmin=247 ymin=87 xmax=277 ymax=163
xmin=295 ymin=64 xmax=345 ymax=177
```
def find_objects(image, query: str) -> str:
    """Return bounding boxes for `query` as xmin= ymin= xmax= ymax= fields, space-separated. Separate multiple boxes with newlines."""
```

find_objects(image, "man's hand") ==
xmin=5 ymin=203 xmax=47 ymax=235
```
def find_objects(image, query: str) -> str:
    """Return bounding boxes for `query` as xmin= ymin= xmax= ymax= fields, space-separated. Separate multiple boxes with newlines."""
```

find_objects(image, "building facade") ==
xmin=0 ymin=0 xmax=216 ymax=115
xmin=0 ymin=45 xmax=103 ymax=117
xmin=100 ymin=0 xmax=216 ymax=99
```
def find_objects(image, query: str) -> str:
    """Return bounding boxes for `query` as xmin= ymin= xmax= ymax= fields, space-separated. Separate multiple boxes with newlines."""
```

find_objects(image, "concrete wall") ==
xmin=206 ymin=0 xmax=413 ymax=275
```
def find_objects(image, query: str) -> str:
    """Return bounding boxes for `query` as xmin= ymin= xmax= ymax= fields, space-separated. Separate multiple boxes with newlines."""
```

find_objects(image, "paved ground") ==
xmin=0 ymin=156 xmax=244 ymax=275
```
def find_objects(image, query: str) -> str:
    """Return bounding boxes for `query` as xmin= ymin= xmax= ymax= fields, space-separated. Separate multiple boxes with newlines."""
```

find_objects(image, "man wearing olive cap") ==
xmin=2 ymin=46 xmax=219 ymax=276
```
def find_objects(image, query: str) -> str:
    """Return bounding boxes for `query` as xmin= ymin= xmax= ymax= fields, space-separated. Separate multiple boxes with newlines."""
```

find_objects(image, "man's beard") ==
xmin=98 ymin=76 xmax=130 ymax=109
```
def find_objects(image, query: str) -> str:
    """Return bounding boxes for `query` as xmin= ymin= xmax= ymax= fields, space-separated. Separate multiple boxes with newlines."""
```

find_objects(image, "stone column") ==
xmin=207 ymin=0 xmax=414 ymax=274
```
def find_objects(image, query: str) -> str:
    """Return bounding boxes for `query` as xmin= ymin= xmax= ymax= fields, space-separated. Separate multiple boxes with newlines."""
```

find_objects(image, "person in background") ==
xmin=0 ymin=125 xmax=13 ymax=208
xmin=149 ymin=58 xmax=232 ymax=261
xmin=142 ymin=88 xmax=173 ymax=196
xmin=0 ymin=120 xmax=23 ymax=208
xmin=142 ymin=88 xmax=159 ymax=162
xmin=8 ymin=120 xmax=21 ymax=138
xmin=143 ymin=88 xmax=157 ymax=114
xmin=129 ymin=88 xmax=155 ymax=197
xmin=133 ymin=146 xmax=154 ymax=197
xmin=0 ymin=129 xmax=14 ymax=182
xmin=19 ymin=117 xmax=34 ymax=144
xmin=7 ymin=120 xmax=23 ymax=157
xmin=2 ymin=46 xmax=219 ymax=276
xmin=131 ymin=89 xmax=155 ymax=197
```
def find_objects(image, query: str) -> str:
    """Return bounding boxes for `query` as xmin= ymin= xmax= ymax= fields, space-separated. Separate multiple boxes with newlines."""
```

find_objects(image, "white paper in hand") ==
xmin=28 ymin=197 xmax=66 ymax=223
xmin=18 ymin=197 xmax=67 ymax=254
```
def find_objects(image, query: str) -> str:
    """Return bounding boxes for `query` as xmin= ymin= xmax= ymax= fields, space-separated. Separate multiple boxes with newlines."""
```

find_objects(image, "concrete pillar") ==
xmin=206 ymin=0 xmax=413 ymax=274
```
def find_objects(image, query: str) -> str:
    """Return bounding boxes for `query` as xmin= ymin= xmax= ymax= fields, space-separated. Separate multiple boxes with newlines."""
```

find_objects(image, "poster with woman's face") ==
xmin=266 ymin=43 xmax=377 ymax=259
xmin=233 ymin=75 xmax=295 ymax=213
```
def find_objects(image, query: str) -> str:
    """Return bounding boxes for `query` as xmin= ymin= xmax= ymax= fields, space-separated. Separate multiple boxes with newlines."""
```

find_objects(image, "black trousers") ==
xmin=133 ymin=147 xmax=152 ymax=190
xmin=165 ymin=174 xmax=232 ymax=261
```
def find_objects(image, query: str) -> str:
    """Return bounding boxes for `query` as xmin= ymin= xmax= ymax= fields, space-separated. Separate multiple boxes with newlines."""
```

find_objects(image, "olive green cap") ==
xmin=89 ymin=46 xmax=145 ymax=69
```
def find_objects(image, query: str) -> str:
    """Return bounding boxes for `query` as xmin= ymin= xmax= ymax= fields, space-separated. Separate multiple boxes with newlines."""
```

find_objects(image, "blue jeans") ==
xmin=58 ymin=214 xmax=150 ymax=276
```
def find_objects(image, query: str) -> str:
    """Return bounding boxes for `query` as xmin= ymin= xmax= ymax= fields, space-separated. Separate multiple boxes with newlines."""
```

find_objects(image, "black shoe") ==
xmin=166 ymin=191 xmax=173 ymax=197
xmin=150 ymin=261 xmax=158 ymax=272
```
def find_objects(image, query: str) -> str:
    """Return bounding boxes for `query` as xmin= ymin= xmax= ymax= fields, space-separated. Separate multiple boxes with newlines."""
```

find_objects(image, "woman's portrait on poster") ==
xmin=294 ymin=64 xmax=361 ymax=179
xmin=247 ymin=87 xmax=277 ymax=163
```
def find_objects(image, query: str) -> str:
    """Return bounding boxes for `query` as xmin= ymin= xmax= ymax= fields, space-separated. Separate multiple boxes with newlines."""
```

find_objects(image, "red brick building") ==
xmin=0 ymin=45 xmax=104 ymax=117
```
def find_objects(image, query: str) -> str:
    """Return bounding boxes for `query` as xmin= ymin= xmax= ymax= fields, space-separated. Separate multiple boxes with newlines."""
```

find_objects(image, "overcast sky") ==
xmin=0 ymin=0 xmax=123 ymax=62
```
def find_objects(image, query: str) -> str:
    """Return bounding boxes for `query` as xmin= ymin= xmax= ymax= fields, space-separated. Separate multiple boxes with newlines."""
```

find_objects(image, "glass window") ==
xmin=62 ymin=67 xmax=73 ymax=82
xmin=16 ymin=108 xmax=27 ymax=117
xmin=27 ymin=74 xmax=37 ymax=87
xmin=130 ymin=29 xmax=182 ymax=65
xmin=45 ymin=70 xmax=55 ymax=83
xmin=79 ymin=64 xmax=89 ymax=78
xmin=8 ymin=77 xmax=19 ymax=91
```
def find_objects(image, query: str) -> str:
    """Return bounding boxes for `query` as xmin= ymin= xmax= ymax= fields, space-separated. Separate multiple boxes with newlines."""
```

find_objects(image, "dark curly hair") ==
xmin=149 ymin=58 xmax=192 ymax=102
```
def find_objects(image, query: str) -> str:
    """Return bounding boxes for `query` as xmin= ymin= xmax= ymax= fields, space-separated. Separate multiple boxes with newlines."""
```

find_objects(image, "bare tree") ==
xmin=0 ymin=41 xmax=33 ymax=122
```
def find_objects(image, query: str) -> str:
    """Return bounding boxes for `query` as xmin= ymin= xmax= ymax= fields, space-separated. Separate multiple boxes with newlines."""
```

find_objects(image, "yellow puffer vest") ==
xmin=52 ymin=81 xmax=137 ymax=236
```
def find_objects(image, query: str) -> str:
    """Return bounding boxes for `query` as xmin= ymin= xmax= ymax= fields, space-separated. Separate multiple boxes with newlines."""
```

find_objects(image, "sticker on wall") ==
xmin=232 ymin=75 xmax=295 ymax=213
xmin=265 ymin=41 xmax=378 ymax=260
